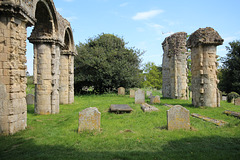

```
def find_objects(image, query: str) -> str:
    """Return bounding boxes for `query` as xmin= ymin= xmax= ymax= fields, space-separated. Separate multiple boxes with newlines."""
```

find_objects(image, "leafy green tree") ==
xmin=141 ymin=62 xmax=162 ymax=89
xmin=74 ymin=33 xmax=144 ymax=94
xmin=218 ymin=40 xmax=240 ymax=94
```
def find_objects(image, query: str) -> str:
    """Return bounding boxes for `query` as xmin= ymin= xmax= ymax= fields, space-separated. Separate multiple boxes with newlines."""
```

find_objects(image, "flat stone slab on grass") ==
xmin=191 ymin=113 xmax=227 ymax=126
xmin=223 ymin=110 xmax=240 ymax=119
xmin=164 ymin=104 xmax=174 ymax=108
xmin=141 ymin=103 xmax=159 ymax=112
xmin=109 ymin=104 xmax=133 ymax=113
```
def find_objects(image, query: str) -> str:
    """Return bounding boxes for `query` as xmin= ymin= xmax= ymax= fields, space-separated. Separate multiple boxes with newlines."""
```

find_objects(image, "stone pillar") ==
xmin=59 ymin=52 xmax=74 ymax=104
xmin=187 ymin=27 xmax=223 ymax=107
xmin=162 ymin=32 xmax=189 ymax=100
xmin=0 ymin=15 xmax=27 ymax=135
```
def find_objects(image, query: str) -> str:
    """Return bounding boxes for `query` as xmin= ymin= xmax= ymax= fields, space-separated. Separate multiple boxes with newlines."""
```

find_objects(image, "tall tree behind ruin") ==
xmin=218 ymin=40 xmax=240 ymax=94
xmin=74 ymin=33 xmax=144 ymax=94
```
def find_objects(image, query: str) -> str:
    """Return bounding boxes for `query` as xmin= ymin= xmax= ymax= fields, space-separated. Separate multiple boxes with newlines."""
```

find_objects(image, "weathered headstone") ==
xmin=109 ymin=104 xmax=133 ymax=113
xmin=167 ymin=105 xmax=190 ymax=130
xmin=146 ymin=91 xmax=152 ymax=97
xmin=141 ymin=103 xmax=159 ymax=112
xmin=150 ymin=95 xmax=161 ymax=104
xmin=135 ymin=89 xmax=145 ymax=104
xmin=130 ymin=89 xmax=135 ymax=98
xmin=222 ymin=96 xmax=227 ymax=101
xmin=26 ymin=94 xmax=35 ymax=105
xmin=234 ymin=97 xmax=240 ymax=105
xmin=78 ymin=107 xmax=101 ymax=132
xmin=118 ymin=87 xmax=125 ymax=95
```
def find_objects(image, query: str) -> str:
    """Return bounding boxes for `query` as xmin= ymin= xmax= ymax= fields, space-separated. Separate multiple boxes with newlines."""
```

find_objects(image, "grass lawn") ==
xmin=0 ymin=91 xmax=240 ymax=160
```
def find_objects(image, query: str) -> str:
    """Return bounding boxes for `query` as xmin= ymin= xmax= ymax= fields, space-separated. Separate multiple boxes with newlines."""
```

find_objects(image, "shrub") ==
xmin=227 ymin=92 xmax=240 ymax=103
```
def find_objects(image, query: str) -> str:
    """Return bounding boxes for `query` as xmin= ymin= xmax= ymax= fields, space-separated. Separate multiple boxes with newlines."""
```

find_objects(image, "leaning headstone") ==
xmin=146 ymin=91 xmax=152 ymax=97
xmin=135 ymin=89 xmax=145 ymax=104
xmin=109 ymin=104 xmax=133 ymax=114
xmin=150 ymin=95 xmax=161 ymax=104
xmin=141 ymin=103 xmax=159 ymax=112
xmin=167 ymin=105 xmax=190 ymax=130
xmin=234 ymin=97 xmax=240 ymax=105
xmin=130 ymin=89 xmax=135 ymax=98
xmin=78 ymin=107 xmax=101 ymax=133
xmin=26 ymin=94 xmax=35 ymax=105
xmin=118 ymin=87 xmax=125 ymax=95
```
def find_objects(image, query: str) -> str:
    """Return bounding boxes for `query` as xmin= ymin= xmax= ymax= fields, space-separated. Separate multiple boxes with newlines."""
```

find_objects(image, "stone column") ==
xmin=162 ymin=32 xmax=189 ymax=100
xmin=187 ymin=27 xmax=223 ymax=107
xmin=59 ymin=52 xmax=74 ymax=104
xmin=0 ymin=15 xmax=27 ymax=135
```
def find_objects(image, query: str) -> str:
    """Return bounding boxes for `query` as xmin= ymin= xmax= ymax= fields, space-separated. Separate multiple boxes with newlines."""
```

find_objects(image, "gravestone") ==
xmin=141 ymin=103 xmax=159 ymax=112
xmin=130 ymin=89 xmax=135 ymax=98
xmin=118 ymin=87 xmax=125 ymax=95
xmin=234 ymin=97 xmax=240 ymax=106
xmin=167 ymin=105 xmax=190 ymax=130
xmin=26 ymin=94 xmax=35 ymax=105
xmin=146 ymin=91 xmax=152 ymax=97
xmin=135 ymin=89 xmax=145 ymax=104
xmin=150 ymin=96 xmax=161 ymax=104
xmin=109 ymin=104 xmax=133 ymax=113
xmin=222 ymin=96 xmax=227 ymax=101
xmin=78 ymin=107 xmax=101 ymax=132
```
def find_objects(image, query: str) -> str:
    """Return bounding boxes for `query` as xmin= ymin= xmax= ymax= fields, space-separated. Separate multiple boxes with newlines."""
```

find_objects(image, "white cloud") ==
xmin=147 ymin=23 xmax=164 ymax=35
xmin=66 ymin=16 xmax=78 ymax=22
xmin=132 ymin=9 xmax=164 ymax=20
xmin=120 ymin=2 xmax=128 ymax=7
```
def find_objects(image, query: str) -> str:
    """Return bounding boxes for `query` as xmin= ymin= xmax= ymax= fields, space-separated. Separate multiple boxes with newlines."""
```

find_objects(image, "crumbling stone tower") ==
xmin=0 ymin=0 xmax=76 ymax=135
xmin=162 ymin=32 xmax=189 ymax=100
xmin=187 ymin=27 xmax=223 ymax=107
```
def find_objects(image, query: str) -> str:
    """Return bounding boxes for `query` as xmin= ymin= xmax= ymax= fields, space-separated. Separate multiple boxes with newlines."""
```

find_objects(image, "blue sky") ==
xmin=26 ymin=0 xmax=240 ymax=75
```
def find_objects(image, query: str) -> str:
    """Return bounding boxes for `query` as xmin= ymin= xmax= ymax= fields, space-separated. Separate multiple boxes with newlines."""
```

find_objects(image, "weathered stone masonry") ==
xmin=162 ymin=32 xmax=189 ymax=100
xmin=187 ymin=27 xmax=223 ymax=107
xmin=0 ymin=0 xmax=76 ymax=135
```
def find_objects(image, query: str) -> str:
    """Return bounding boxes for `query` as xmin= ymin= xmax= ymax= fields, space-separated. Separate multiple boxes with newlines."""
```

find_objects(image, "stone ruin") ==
xmin=0 ymin=0 xmax=76 ymax=135
xmin=162 ymin=32 xmax=189 ymax=100
xmin=162 ymin=28 xmax=223 ymax=108
xmin=187 ymin=27 xmax=223 ymax=107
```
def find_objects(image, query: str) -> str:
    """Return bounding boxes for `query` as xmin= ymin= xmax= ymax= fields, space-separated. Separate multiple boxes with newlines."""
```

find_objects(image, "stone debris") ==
xmin=109 ymin=104 xmax=133 ymax=113
xmin=118 ymin=87 xmax=125 ymax=95
xmin=140 ymin=103 xmax=159 ymax=112
xmin=191 ymin=113 xmax=227 ymax=126
xmin=167 ymin=105 xmax=190 ymax=130
xmin=150 ymin=96 xmax=160 ymax=104
xmin=187 ymin=27 xmax=223 ymax=107
xmin=135 ymin=89 xmax=145 ymax=104
xmin=162 ymin=32 xmax=189 ymax=100
xmin=223 ymin=110 xmax=240 ymax=119
xmin=78 ymin=107 xmax=101 ymax=132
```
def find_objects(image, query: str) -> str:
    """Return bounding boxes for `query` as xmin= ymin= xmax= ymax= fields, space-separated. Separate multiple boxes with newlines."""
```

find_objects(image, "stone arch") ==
xmin=59 ymin=27 xmax=75 ymax=104
xmin=0 ymin=0 xmax=76 ymax=135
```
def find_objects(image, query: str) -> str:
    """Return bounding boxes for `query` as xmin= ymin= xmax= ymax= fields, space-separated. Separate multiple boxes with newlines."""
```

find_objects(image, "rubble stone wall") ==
xmin=162 ymin=32 xmax=189 ymax=100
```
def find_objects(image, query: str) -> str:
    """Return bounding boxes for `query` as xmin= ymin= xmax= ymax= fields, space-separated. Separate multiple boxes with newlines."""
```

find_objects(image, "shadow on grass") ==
xmin=0 ymin=136 xmax=239 ymax=160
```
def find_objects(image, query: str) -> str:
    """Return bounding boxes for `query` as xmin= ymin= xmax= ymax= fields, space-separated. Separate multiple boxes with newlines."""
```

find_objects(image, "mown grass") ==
xmin=0 ymin=92 xmax=240 ymax=160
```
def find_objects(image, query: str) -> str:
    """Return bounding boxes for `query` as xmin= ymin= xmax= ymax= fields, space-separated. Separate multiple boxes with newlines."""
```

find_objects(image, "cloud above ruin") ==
xmin=132 ymin=9 xmax=164 ymax=20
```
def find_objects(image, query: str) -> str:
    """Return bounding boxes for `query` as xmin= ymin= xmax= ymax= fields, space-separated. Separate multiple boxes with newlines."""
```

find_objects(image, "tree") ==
xmin=218 ymin=40 xmax=240 ymax=94
xmin=141 ymin=62 xmax=162 ymax=89
xmin=74 ymin=33 xmax=144 ymax=94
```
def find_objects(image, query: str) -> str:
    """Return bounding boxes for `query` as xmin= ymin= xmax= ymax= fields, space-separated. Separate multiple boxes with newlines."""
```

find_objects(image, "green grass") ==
xmin=0 ymin=93 xmax=240 ymax=160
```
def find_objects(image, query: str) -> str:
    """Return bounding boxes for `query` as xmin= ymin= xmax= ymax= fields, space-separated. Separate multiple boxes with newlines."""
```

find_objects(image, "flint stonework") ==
xmin=78 ymin=107 xmax=101 ymax=132
xmin=135 ymin=89 xmax=145 ymax=104
xmin=187 ymin=27 xmax=223 ymax=107
xmin=167 ymin=105 xmax=190 ymax=130
xmin=162 ymin=32 xmax=189 ymax=100
xmin=0 ymin=0 xmax=76 ymax=135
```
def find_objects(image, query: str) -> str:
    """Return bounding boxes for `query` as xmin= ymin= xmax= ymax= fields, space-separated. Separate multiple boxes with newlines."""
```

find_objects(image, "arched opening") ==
xmin=64 ymin=31 xmax=70 ymax=50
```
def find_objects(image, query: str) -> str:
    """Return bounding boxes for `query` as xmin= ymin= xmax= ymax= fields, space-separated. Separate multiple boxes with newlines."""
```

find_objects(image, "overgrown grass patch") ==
xmin=0 ymin=93 xmax=240 ymax=160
